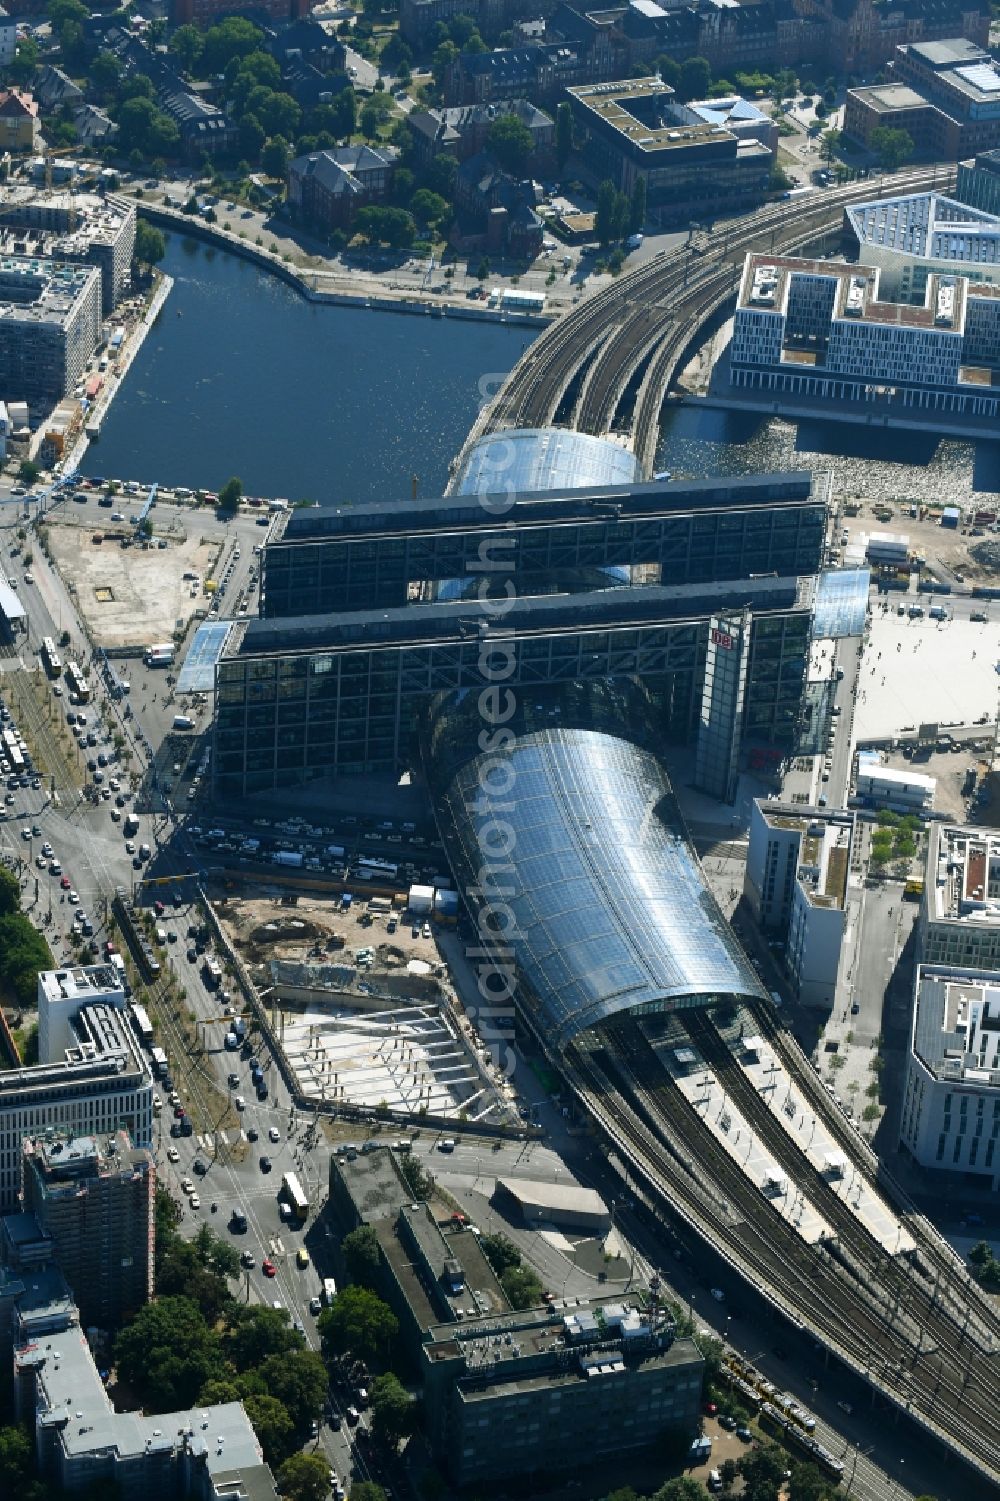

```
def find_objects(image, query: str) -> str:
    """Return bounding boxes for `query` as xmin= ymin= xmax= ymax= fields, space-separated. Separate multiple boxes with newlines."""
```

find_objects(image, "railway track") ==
xmin=570 ymin=1015 xmax=1000 ymax=1486
xmin=450 ymin=167 xmax=956 ymax=484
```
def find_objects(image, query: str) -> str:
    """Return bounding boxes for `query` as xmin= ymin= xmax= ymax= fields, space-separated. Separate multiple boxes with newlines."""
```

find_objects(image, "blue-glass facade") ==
xmin=454 ymin=428 xmax=639 ymax=496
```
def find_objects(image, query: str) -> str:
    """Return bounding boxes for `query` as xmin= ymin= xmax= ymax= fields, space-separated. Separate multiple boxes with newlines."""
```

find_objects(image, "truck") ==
xmin=273 ymin=850 xmax=303 ymax=868
xmin=123 ymin=813 xmax=139 ymax=837
xmin=203 ymin=957 xmax=222 ymax=989
xmin=322 ymin=1277 xmax=337 ymax=1305
xmin=144 ymin=642 xmax=175 ymax=667
xmin=150 ymin=1046 xmax=169 ymax=1078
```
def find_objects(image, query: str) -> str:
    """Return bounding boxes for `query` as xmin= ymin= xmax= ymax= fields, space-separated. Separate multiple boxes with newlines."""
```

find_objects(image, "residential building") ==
xmin=288 ymin=146 xmax=395 ymax=232
xmin=0 ymin=1001 xmax=153 ymax=1213
xmin=0 ymin=91 xmax=39 ymax=152
xmin=957 ymin=146 xmax=1000 ymax=216
xmin=265 ymin=17 xmax=346 ymax=72
xmin=30 ymin=66 xmax=82 ymax=115
xmin=845 ymin=190 xmax=1000 ymax=302
xmin=37 ymin=963 xmax=125 ymax=1066
xmin=900 ymin=964 xmax=1000 ymax=1186
xmin=0 ymin=9 xmax=14 ymax=69
xmin=172 ymin=0 xmax=310 ymax=26
xmin=160 ymin=89 xmax=238 ymax=161
xmin=407 ymin=98 xmax=554 ymax=167
xmin=744 ymin=800 xmax=855 ymax=1007
xmin=0 ymin=189 xmax=136 ymax=316
xmin=566 ymin=79 xmax=772 ymax=225
xmin=0 ymin=256 xmax=102 ymax=410
xmin=845 ymin=38 xmax=1000 ymax=160
xmin=21 ymin=1130 xmax=154 ymax=1331
xmin=328 ymin=1148 xmax=703 ymax=1485
xmin=729 ymin=252 xmax=1000 ymax=420
xmin=452 ymin=150 xmax=544 ymax=256
xmin=920 ymin=823 xmax=1000 ymax=972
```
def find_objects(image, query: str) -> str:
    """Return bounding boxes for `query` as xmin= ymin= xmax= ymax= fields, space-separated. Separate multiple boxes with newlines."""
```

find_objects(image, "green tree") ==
xmin=193 ymin=1222 xmax=240 ymax=1281
xmin=500 ymin=1264 xmax=544 ymax=1309
xmin=277 ymin=1452 xmax=331 ymax=1501
xmin=198 ymin=1378 xmax=243 ymax=1405
xmin=244 ymin=1393 xmax=295 ymax=1465
xmin=431 ymin=39 xmax=458 ymax=87
xmin=678 ymin=55 xmax=712 ymax=101
xmin=350 ymin=1486 xmax=387 ymax=1501
xmin=239 ymin=114 xmax=266 ymax=162
xmin=115 ymin=97 xmax=180 ymax=159
xmin=89 ymin=51 xmax=123 ymax=96
xmin=354 ymin=205 xmax=416 ymax=248
xmin=629 ymin=176 xmax=646 ymax=235
xmin=18 ymin=459 xmax=40 ymax=485
xmin=260 ymin=1349 xmax=327 ymax=1431
xmin=262 ymin=135 xmax=291 ymax=179
xmin=787 ymin=1461 xmax=831 ymax=1501
xmin=652 ymin=1480 xmax=705 ymax=1501
xmin=480 ymin=1232 xmax=522 ymax=1275
xmin=318 ymin=1286 xmax=399 ymax=1362
xmin=171 ymin=24 xmax=204 ymax=72
xmin=219 ymin=477 xmax=243 ymax=511
xmin=114 ymin=1296 xmax=224 ymax=1410
xmin=260 ymin=92 xmax=301 ymax=140
xmin=595 ymin=177 xmax=617 ymax=245
xmin=556 ymin=100 xmax=573 ymax=167
xmin=201 ymin=16 xmax=265 ymax=74
xmin=486 ymin=113 xmax=535 ymax=175
xmin=342 ymin=1224 xmax=382 ymax=1286
xmin=398 ymin=1152 xmax=434 ymax=1199
xmin=370 ymin=1372 xmax=415 ymax=1445
xmin=869 ymin=125 xmax=914 ymax=172
xmin=409 ymin=188 xmax=450 ymax=234
xmin=739 ymin=1442 xmax=788 ymax=1501
xmin=0 ymin=913 xmax=54 ymax=1008
xmin=820 ymin=128 xmax=842 ymax=163
xmin=134 ymin=219 xmax=166 ymax=268
xmin=0 ymin=1425 xmax=35 ymax=1492
xmin=226 ymin=1304 xmax=302 ymax=1370
xmin=9 ymin=36 xmax=39 ymax=86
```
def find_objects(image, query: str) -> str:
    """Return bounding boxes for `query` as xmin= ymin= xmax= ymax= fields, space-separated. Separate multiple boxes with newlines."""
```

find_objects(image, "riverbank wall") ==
xmin=136 ymin=203 xmax=553 ymax=328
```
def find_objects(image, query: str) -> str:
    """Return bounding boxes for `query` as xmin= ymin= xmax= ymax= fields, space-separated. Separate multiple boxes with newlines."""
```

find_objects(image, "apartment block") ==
xmin=22 ymin=1130 xmax=154 ymax=1331
xmin=744 ymin=800 xmax=854 ymax=1008
xmin=0 ymin=190 xmax=136 ymax=316
xmin=0 ymin=1001 xmax=153 ymax=1213
xmin=920 ymin=823 xmax=1000 ymax=972
xmin=0 ymin=255 xmax=102 ymax=409
xmin=900 ymin=964 xmax=1000 ymax=1186
xmin=730 ymin=252 xmax=1000 ymax=420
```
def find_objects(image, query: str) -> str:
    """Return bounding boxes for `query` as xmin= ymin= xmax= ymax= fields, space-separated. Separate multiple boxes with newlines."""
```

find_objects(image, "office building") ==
xmin=0 ymin=1001 xmax=153 ymax=1213
xmin=920 ymin=823 xmax=1000 ymax=972
xmin=329 ymin=1148 xmax=703 ymax=1485
xmin=854 ymin=756 xmax=936 ymax=814
xmin=744 ymin=801 xmax=855 ymax=1008
xmin=957 ymin=147 xmax=1000 ymax=216
xmin=900 ymin=964 xmax=1000 ymax=1186
xmin=674 ymin=95 xmax=778 ymax=153
xmin=21 ymin=1130 xmax=154 ymax=1331
xmin=37 ymin=963 xmax=125 ymax=1066
xmin=845 ymin=190 xmax=1000 ymax=302
xmin=845 ymin=39 xmax=1000 ymax=161
xmin=0 ymin=255 xmax=102 ymax=409
xmin=567 ymin=79 xmax=772 ymax=224
xmin=729 ymin=252 xmax=1000 ymax=420
xmin=0 ymin=190 xmax=136 ymax=316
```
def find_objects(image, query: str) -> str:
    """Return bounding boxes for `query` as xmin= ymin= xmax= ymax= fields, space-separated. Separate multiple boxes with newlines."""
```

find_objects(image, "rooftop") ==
xmin=38 ymin=963 xmax=123 ymax=1006
xmin=850 ymin=83 xmax=929 ymax=113
xmin=756 ymin=802 xmax=854 ymax=911
xmin=925 ymin=823 xmax=1000 ymax=924
xmin=907 ymin=37 xmax=987 ymax=68
xmin=912 ymin=965 xmax=1000 ymax=1087
xmin=846 ymin=191 xmax=1000 ymax=265
xmin=568 ymin=78 xmax=742 ymax=155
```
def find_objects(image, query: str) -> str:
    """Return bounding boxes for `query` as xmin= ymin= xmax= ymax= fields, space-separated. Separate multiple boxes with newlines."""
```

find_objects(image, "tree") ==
xmin=370 ymin=1372 xmax=415 ymax=1446
xmin=89 ymin=51 xmax=123 ymax=97
xmin=9 ymin=36 xmax=39 ymax=87
xmin=556 ymin=100 xmax=573 ymax=167
xmin=359 ymin=93 xmax=394 ymax=140
xmin=629 ymin=177 xmax=646 ymax=235
xmin=219 ymin=477 xmax=243 ymax=512
xmin=226 ymin=1304 xmax=301 ymax=1371
xmin=115 ymin=97 xmax=180 ymax=160
xmin=134 ymin=219 xmax=166 ymax=268
xmin=239 ymin=114 xmax=266 ymax=162
xmin=870 ymin=126 xmax=914 ymax=172
xmin=787 ymin=1461 xmax=831 ymax=1501
xmin=739 ymin=1442 xmax=788 ymax=1501
xmin=500 ymin=1264 xmax=544 ymax=1309
xmin=201 ymin=16 xmax=265 ymax=74
xmin=354 ymin=206 xmax=416 ymax=248
xmin=171 ymin=24 xmax=204 ymax=73
xmin=487 ymin=113 xmax=535 ymax=175
xmin=0 ymin=867 xmax=19 ymax=918
xmin=409 ymin=188 xmax=450 ymax=235
xmin=595 ymin=177 xmax=617 ymax=245
xmin=244 ymin=1394 xmax=295 ymax=1465
xmin=260 ymin=1349 xmax=327 ymax=1431
xmin=260 ymin=92 xmax=301 ymax=140
xmin=652 ymin=1480 xmax=705 ymax=1501
xmin=342 ymin=1225 xmax=382 ymax=1286
xmin=114 ymin=1296 xmax=225 ymax=1410
xmin=820 ymin=128 xmax=842 ymax=163
xmin=480 ymin=1232 xmax=521 ymax=1276
xmin=678 ymin=55 xmax=712 ymax=101
xmin=262 ymin=136 xmax=291 ymax=180
xmin=431 ymin=39 xmax=458 ymax=87
xmin=318 ymin=1286 xmax=399 ymax=1361
xmin=350 ymin=1486 xmax=387 ymax=1501
xmin=277 ymin=1452 xmax=330 ymax=1501
xmin=18 ymin=459 xmax=39 ymax=485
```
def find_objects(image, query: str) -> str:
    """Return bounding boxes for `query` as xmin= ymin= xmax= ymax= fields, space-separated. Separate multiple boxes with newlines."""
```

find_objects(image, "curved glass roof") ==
xmin=455 ymin=428 xmax=639 ymax=497
xmin=432 ymin=726 xmax=765 ymax=1054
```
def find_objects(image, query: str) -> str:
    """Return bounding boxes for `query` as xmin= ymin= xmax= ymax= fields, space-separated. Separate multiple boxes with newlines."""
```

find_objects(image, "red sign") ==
xmin=711 ymin=628 xmax=735 ymax=650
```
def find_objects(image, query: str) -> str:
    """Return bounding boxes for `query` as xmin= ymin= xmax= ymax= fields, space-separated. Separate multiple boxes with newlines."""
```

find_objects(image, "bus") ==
xmin=281 ymin=1171 xmax=308 ymax=1223
xmin=129 ymin=1002 xmax=154 ymax=1047
xmin=3 ymin=730 xmax=24 ymax=774
xmin=65 ymin=660 xmax=91 ymax=702
xmin=41 ymin=637 xmax=62 ymax=678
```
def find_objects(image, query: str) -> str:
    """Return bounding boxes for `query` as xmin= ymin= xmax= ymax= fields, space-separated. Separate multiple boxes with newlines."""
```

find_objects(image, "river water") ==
xmin=80 ymin=233 xmax=535 ymax=501
xmin=83 ymin=231 xmax=1000 ymax=505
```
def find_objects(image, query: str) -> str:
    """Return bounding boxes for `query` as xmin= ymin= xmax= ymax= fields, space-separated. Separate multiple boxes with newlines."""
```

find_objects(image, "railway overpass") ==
xmin=451 ymin=167 xmax=956 ymax=486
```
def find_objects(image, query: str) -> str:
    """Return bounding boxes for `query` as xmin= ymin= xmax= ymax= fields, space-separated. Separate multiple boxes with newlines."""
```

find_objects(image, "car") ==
xmin=132 ymin=855 xmax=143 ymax=869
xmin=703 ymin=1401 xmax=718 ymax=1416
xmin=167 ymin=1146 xmax=180 ymax=1163
xmin=259 ymin=1154 xmax=272 ymax=1172
xmin=111 ymin=511 xmax=125 ymax=522
xmin=20 ymin=827 xmax=31 ymax=841
xmin=268 ymin=1126 xmax=280 ymax=1143
xmin=736 ymin=1426 xmax=752 ymax=1442
xmin=174 ymin=1104 xmax=185 ymax=1119
xmin=180 ymin=1177 xmax=194 ymax=1194
xmin=346 ymin=1406 xmax=360 ymax=1426
xmin=193 ymin=1158 xmax=207 ymax=1175
xmin=235 ymin=1095 xmax=246 ymax=1110
xmin=68 ymin=889 xmax=79 ymax=904
xmin=438 ymin=1138 xmax=456 ymax=1153
xmin=189 ymin=1193 xmax=201 ymax=1210
xmin=240 ymin=1250 xmax=256 ymax=1268
xmin=279 ymin=1201 xmax=292 ymax=1221
xmin=310 ymin=1296 xmax=322 ymax=1314
xmin=125 ymin=841 xmax=135 ymax=854
xmin=297 ymin=1248 xmax=310 ymax=1269
xmin=247 ymin=1126 xmax=259 ymax=1142
xmin=227 ymin=1072 xmax=240 ymax=1088
xmin=262 ymin=1258 xmax=276 ymax=1278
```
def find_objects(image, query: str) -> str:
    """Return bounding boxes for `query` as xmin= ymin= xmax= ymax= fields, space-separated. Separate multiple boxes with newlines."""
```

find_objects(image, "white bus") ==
xmin=41 ymin=637 xmax=62 ymax=678
xmin=281 ymin=1171 xmax=308 ymax=1223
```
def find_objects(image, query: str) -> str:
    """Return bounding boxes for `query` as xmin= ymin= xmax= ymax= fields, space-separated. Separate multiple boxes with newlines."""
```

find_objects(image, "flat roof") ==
xmin=496 ymin=1177 xmax=609 ymax=1217
xmin=850 ymin=83 xmax=929 ymax=112
xmin=177 ymin=619 xmax=232 ymax=694
xmin=568 ymin=78 xmax=735 ymax=155
xmin=912 ymin=964 xmax=1000 ymax=1086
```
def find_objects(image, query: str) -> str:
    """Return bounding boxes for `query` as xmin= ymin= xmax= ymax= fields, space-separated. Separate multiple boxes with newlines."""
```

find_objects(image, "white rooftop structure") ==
xmin=845 ymin=191 xmax=1000 ymax=302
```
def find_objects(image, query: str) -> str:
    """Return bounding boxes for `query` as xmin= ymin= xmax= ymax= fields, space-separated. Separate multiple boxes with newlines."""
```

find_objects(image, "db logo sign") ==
xmin=711 ymin=628 xmax=735 ymax=650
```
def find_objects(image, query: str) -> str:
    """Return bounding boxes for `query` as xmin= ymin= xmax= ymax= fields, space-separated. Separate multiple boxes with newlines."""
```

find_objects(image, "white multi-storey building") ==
xmin=744 ymin=800 xmax=854 ymax=1008
xmin=37 ymin=963 xmax=125 ymax=1065
xmin=845 ymin=191 xmax=1000 ymax=303
xmin=0 ymin=1000 xmax=153 ymax=1212
xmin=920 ymin=822 xmax=1000 ymax=973
xmin=900 ymin=964 xmax=1000 ymax=1186
xmin=730 ymin=252 xmax=1000 ymax=419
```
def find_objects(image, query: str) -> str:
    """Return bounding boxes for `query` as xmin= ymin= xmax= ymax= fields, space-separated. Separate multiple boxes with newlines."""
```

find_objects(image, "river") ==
xmin=79 ymin=232 xmax=536 ymax=501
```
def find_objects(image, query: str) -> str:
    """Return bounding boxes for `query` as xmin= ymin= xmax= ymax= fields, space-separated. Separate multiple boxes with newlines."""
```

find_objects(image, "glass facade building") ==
xmin=453 ymin=428 xmax=640 ymax=495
